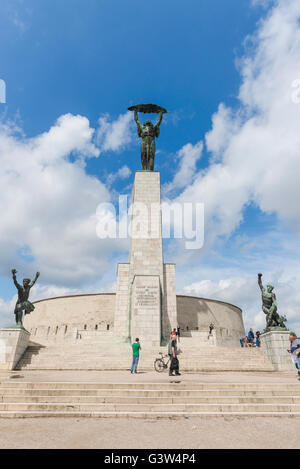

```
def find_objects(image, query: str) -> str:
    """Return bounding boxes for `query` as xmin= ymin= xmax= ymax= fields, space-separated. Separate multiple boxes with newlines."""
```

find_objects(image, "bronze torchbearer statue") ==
xmin=12 ymin=269 xmax=40 ymax=326
xmin=128 ymin=104 xmax=168 ymax=171
xmin=257 ymin=273 xmax=287 ymax=332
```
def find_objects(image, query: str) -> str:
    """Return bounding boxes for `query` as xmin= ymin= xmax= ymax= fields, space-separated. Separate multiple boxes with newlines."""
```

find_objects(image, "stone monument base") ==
xmin=0 ymin=327 xmax=30 ymax=370
xmin=261 ymin=329 xmax=294 ymax=371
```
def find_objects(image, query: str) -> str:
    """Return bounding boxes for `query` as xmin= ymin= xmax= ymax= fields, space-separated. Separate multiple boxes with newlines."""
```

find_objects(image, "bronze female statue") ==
xmin=128 ymin=104 xmax=167 ymax=171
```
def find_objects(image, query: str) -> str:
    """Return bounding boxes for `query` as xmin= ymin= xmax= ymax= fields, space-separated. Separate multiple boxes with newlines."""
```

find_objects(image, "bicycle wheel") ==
xmin=154 ymin=358 xmax=165 ymax=373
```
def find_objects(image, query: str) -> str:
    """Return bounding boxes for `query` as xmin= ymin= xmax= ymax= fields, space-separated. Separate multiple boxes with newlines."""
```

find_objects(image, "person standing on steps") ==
xmin=240 ymin=335 xmax=247 ymax=347
xmin=287 ymin=334 xmax=300 ymax=380
xmin=131 ymin=338 xmax=141 ymax=374
xmin=176 ymin=326 xmax=181 ymax=343
xmin=255 ymin=331 xmax=261 ymax=348
xmin=248 ymin=328 xmax=255 ymax=346
xmin=168 ymin=333 xmax=181 ymax=377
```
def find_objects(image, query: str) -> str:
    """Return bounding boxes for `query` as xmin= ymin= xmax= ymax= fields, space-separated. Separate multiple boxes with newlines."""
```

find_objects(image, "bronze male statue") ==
xmin=12 ymin=269 xmax=40 ymax=326
xmin=258 ymin=273 xmax=287 ymax=331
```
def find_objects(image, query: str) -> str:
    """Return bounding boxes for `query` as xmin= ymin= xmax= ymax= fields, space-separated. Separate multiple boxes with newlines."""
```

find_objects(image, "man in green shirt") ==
xmin=131 ymin=338 xmax=141 ymax=374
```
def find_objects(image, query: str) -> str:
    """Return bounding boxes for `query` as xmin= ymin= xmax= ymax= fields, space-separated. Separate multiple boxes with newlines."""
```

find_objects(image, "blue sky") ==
xmin=1 ymin=0 xmax=258 ymax=131
xmin=1 ymin=0 xmax=300 ymax=332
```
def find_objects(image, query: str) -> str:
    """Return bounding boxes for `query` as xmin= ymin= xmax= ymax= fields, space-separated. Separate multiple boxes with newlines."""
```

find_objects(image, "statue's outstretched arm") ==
xmin=11 ymin=269 xmax=21 ymax=290
xmin=134 ymin=111 xmax=143 ymax=137
xmin=258 ymin=273 xmax=264 ymax=292
xmin=30 ymin=272 xmax=40 ymax=288
xmin=134 ymin=110 xmax=141 ymax=126
xmin=155 ymin=111 xmax=163 ymax=128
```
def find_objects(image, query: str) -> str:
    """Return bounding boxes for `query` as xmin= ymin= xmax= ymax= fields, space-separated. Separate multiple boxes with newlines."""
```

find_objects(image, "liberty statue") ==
xmin=128 ymin=104 xmax=167 ymax=171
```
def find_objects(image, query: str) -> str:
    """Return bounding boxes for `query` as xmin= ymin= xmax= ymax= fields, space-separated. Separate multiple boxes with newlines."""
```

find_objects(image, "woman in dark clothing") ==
xmin=255 ymin=331 xmax=261 ymax=347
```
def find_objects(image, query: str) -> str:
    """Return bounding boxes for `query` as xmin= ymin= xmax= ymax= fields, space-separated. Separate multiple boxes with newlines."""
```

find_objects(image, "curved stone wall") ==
xmin=176 ymin=295 xmax=245 ymax=347
xmin=25 ymin=294 xmax=115 ymax=342
xmin=24 ymin=293 xmax=244 ymax=346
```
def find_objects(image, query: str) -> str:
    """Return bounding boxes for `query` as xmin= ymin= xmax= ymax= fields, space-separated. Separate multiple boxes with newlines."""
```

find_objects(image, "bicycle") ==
xmin=154 ymin=352 xmax=170 ymax=372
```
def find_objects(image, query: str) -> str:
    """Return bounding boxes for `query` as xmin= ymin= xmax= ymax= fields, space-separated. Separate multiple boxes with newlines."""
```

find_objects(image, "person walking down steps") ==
xmin=131 ymin=338 xmax=141 ymax=374
xmin=168 ymin=333 xmax=181 ymax=377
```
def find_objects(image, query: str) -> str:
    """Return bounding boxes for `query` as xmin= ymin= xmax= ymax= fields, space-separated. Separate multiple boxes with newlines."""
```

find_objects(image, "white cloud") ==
xmin=173 ymin=0 xmax=300 ymax=247
xmin=168 ymin=0 xmax=300 ymax=334
xmin=183 ymin=272 xmax=300 ymax=334
xmin=0 ymin=113 xmax=131 ymax=292
xmin=205 ymin=104 xmax=240 ymax=161
xmin=5 ymin=1 xmax=31 ymax=33
xmin=106 ymin=165 xmax=132 ymax=186
xmin=96 ymin=112 xmax=134 ymax=153
xmin=251 ymin=0 xmax=273 ymax=8
xmin=164 ymin=141 xmax=203 ymax=194
xmin=0 ymin=296 xmax=16 ymax=327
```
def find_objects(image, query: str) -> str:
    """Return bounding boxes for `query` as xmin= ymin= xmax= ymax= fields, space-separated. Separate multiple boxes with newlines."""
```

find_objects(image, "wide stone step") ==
xmin=19 ymin=350 xmax=269 ymax=357
xmin=1 ymin=388 xmax=298 ymax=397
xmin=16 ymin=364 xmax=274 ymax=372
xmin=0 ymin=381 xmax=295 ymax=390
xmin=1 ymin=410 xmax=300 ymax=418
xmin=18 ymin=361 xmax=272 ymax=368
xmin=17 ymin=355 xmax=272 ymax=361
xmin=16 ymin=367 xmax=274 ymax=373
xmin=1 ymin=381 xmax=299 ymax=418
xmin=18 ymin=357 xmax=271 ymax=365
xmin=1 ymin=395 xmax=300 ymax=404
xmin=20 ymin=354 xmax=269 ymax=360
xmin=19 ymin=350 xmax=269 ymax=355
xmin=17 ymin=353 xmax=271 ymax=360
xmin=24 ymin=344 xmax=266 ymax=351
xmin=0 ymin=402 xmax=300 ymax=413
xmin=23 ymin=346 xmax=266 ymax=353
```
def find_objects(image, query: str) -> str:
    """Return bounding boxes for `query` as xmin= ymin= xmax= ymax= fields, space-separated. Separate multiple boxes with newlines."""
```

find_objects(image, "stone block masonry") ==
xmin=0 ymin=327 xmax=30 ymax=370
xmin=114 ymin=171 xmax=177 ymax=345
xmin=261 ymin=330 xmax=295 ymax=371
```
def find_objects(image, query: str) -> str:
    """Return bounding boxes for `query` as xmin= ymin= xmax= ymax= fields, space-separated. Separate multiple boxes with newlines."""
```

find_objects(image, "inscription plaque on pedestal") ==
xmin=131 ymin=275 xmax=161 ymax=347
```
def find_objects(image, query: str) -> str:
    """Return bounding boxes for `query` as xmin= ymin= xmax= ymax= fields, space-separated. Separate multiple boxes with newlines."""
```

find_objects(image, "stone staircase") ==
xmin=0 ymin=381 xmax=299 ymax=418
xmin=15 ymin=336 xmax=274 ymax=372
xmin=180 ymin=331 xmax=217 ymax=346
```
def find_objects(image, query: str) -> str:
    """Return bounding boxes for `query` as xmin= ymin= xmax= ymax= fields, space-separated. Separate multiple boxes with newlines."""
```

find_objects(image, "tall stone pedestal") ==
xmin=0 ymin=327 xmax=30 ymax=370
xmin=114 ymin=171 xmax=177 ymax=346
xmin=261 ymin=330 xmax=294 ymax=371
